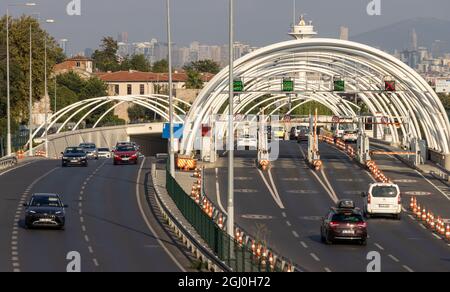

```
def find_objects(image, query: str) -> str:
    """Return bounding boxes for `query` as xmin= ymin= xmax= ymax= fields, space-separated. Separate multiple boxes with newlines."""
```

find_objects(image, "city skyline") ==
xmin=3 ymin=0 xmax=450 ymax=56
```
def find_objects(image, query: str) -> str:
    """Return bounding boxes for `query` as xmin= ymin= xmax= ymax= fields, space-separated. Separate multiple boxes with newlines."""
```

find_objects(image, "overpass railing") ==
xmin=0 ymin=156 xmax=18 ymax=171
xmin=165 ymin=164 xmax=299 ymax=272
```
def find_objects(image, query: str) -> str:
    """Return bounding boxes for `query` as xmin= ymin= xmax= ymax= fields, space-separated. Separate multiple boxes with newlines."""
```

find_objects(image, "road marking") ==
xmin=93 ymin=259 xmax=99 ymax=267
xmin=214 ymin=168 xmax=227 ymax=214
xmin=292 ymin=231 xmax=300 ymax=238
xmin=286 ymin=221 xmax=292 ymax=227
xmin=281 ymin=212 xmax=287 ymax=218
xmin=420 ymin=224 xmax=427 ymax=230
xmin=257 ymin=169 xmax=285 ymax=209
xmin=88 ymin=246 xmax=94 ymax=254
xmin=310 ymin=253 xmax=321 ymax=262
xmin=80 ymin=217 xmax=84 ymax=223
xmin=403 ymin=265 xmax=414 ymax=272
xmin=408 ymin=215 xmax=415 ymax=220
xmin=136 ymin=158 xmax=186 ymax=272
xmin=388 ymin=254 xmax=400 ymax=263
xmin=300 ymin=241 xmax=308 ymax=249
xmin=0 ymin=160 xmax=39 ymax=177
xmin=324 ymin=267 xmax=332 ymax=272
xmin=374 ymin=243 xmax=385 ymax=251
xmin=432 ymin=233 xmax=442 ymax=240
xmin=84 ymin=235 xmax=90 ymax=242
xmin=267 ymin=169 xmax=286 ymax=209
xmin=414 ymin=170 xmax=450 ymax=201
xmin=82 ymin=226 xmax=87 ymax=232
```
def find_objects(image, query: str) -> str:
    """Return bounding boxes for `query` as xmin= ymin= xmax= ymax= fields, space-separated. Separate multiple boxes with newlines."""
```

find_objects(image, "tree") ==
xmin=128 ymin=104 xmax=158 ymax=123
xmin=0 ymin=15 xmax=64 ymax=139
xmin=92 ymin=37 xmax=120 ymax=72
xmin=183 ymin=59 xmax=221 ymax=74
xmin=438 ymin=93 xmax=450 ymax=110
xmin=152 ymin=59 xmax=169 ymax=73
xmin=184 ymin=70 xmax=204 ymax=89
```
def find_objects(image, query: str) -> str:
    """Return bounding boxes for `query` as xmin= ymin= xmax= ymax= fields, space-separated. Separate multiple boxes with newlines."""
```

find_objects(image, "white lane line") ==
xmin=300 ymin=241 xmax=308 ymax=249
xmin=267 ymin=169 xmax=286 ymax=209
xmin=408 ymin=215 xmax=415 ymax=220
xmin=310 ymin=253 xmax=321 ymax=262
xmin=286 ymin=221 xmax=292 ymax=227
xmin=136 ymin=158 xmax=186 ymax=272
xmin=420 ymin=224 xmax=427 ymax=230
xmin=84 ymin=235 xmax=90 ymax=243
xmin=88 ymin=246 xmax=94 ymax=254
xmin=0 ymin=160 xmax=39 ymax=177
xmin=324 ymin=267 xmax=332 ymax=272
xmin=415 ymin=170 xmax=450 ymax=201
xmin=403 ymin=265 xmax=414 ymax=272
xmin=388 ymin=254 xmax=400 ymax=263
xmin=374 ymin=243 xmax=385 ymax=251
xmin=257 ymin=169 xmax=285 ymax=209
xmin=432 ymin=233 xmax=442 ymax=240
xmin=292 ymin=231 xmax=300 ymax=238
xmin=82 ymin=226 xmax=87 ymax=232
xmin=281 ymin=212 xmax=287 ymax=218
xmin=93 ymin=259 xmax=99 ymax=267
xmin=214 ymin=168 xmax=227 ymax=214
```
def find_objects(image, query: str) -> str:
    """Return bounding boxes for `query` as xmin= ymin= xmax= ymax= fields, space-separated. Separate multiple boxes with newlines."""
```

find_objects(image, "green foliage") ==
xmin=127 ymin=104 xmax=159 ymax=123
xmin=184 ymin=70 xmax=204 ymax=89
xmin=438 ymin=93 xmax=450 ymax=110
xmin=152 ymin=59 xmax=169 ymax=73
xmin=92 ymin=37 xmax=120 ymax=72
xmin=128 ymin=54 xmax=151 ymax=72
xmin=183 ymin=59 xmax=221 ymax=74
xmin=0 ymin=15 xmax=64 ymax=137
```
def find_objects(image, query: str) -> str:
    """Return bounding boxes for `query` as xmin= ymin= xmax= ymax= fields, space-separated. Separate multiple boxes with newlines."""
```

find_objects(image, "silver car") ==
xmin=79 ymin=143 xmax=99 ymax=160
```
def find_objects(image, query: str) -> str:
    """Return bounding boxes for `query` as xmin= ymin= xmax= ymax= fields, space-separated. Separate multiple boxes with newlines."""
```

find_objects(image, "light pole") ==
xmin=227 ymin=0 xmax=235 ymax=239
xmin=5 ymin=2 xmax=36 ymax=157
xmin=28 ymin=21 xmax=33 ymax=156
xmin=42 ymin=19 xmax=55 ymax=158
xmin=166 ymin=0 xmax=175 ymax=177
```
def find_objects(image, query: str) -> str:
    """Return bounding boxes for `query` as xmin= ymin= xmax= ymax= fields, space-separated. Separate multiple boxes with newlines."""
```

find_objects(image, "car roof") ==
xmin=32 ymin=193 xmax=60 ymax=198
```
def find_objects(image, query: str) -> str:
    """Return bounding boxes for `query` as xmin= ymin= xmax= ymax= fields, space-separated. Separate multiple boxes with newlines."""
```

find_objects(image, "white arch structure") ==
xmin=32 ymin=94 xmax=190 ymax=140
xmin=181 ymin=39 xmax=450 ymax=154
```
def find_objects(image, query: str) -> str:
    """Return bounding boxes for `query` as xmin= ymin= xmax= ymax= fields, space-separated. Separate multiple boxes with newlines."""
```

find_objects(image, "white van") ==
xmin=362 ymin=183 xmax=402 ymax=220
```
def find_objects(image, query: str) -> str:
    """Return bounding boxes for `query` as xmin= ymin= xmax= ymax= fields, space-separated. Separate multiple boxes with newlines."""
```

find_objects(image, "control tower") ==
xmin=288 ymin=15 xmax=318 ymax=40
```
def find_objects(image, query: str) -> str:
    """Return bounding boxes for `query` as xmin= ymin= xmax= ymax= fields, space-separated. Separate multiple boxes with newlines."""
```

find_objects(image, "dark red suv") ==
xmin=321 ymin=201 xmax=368 ymax=246
xmin=113 ymin=145 xmax=139 ymax=165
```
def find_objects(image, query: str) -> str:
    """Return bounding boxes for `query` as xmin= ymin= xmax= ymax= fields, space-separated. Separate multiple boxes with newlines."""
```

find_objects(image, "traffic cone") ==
xmin=446 ymin=225 xmax=450 ymax=240
xmin=218 ymin=215 xmax=224 ymax=229
xmin=421 ymin=208 xmax=427 ymax=221
xmin=416 ymin=204 xmax=422 ymax=218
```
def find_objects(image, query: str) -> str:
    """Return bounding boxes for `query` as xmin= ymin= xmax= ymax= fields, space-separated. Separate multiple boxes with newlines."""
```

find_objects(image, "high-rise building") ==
xmin=84 ymin=48 xmax=94 ymax=58
xmin=118 ymin=32 xmax=129 ymax=43
xmin=340 ymin=26 xmax=349 ymax=41
xmin=411 ymin=29 xmax=418 ymax=51
xmin=59 ymin=39 xmax=68 ymax=55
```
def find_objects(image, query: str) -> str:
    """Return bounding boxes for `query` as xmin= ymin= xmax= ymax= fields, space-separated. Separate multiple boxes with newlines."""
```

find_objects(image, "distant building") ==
xmin=53 ymin=55 xmax=94 ymax=79
xmin=411 ymin=29 xmax=418 ymax=51
xmin=288 ymin=15 xmax=317 ymax=40
xmin=340 ymin=26 xmax=349 ymax=41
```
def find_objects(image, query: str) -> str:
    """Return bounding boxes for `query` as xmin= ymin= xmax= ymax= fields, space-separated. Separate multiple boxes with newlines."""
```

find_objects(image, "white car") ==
xmin=362 ymin=183 xmax=402 ymax=220
xmin=343 ymin=130 xmax=358 ymax=143
xmin=237 ymin=134 xmax=258 ymax=150
xmin=97 ymin=148 xmax=112 ymax=159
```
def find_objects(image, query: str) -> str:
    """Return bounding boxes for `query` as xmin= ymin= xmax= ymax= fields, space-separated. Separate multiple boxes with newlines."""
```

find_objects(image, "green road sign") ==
xmin=283 ymin=78 xmax=294 ymax=92
xmin=334 ymin=80 xmax=345 ymax=92
xmin=233 ymin=79 xmax=244 ymax=92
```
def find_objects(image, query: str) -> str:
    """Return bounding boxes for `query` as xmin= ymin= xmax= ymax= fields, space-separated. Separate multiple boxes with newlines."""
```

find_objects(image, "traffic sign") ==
xmin=233 ymin=79 xmax=244 ymax=92
xmin=384 ymin=80 xmax=396 ymax=92
xmin=282 ymin=78 xmax=294 ymax=92
xmin=162 ymin=123 xmax=184 ymax=139
xmin=334 ymin=80 xmax=345 ymax=92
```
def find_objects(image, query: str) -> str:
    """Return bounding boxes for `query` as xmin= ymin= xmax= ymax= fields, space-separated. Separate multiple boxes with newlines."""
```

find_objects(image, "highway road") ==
xmin=204 ymin=141 xmax=450 ymax=272
xmin=0 ymin=158 xmax=190 ymax=272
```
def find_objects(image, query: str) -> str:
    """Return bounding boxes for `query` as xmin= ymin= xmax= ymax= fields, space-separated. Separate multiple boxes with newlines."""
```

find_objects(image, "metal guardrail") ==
xmin=0 ymin=156 xmax=18 ymax=171
xmin=151 ymin=163 xmax=231 ymax=272
xmin=166 ymin=165 xmax=299 ymax=272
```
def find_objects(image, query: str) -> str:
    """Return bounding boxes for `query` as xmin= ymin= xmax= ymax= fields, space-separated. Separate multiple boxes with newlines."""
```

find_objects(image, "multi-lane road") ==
xmin=204 ymin=141 xmax=450 ymax=272
xmin=0 ymin=158 xmax=191 ymax=272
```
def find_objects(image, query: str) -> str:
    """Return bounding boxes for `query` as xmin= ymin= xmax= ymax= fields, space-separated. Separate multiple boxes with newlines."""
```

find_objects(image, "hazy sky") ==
xmin=2 ymin=0 xmax=450 ymax=55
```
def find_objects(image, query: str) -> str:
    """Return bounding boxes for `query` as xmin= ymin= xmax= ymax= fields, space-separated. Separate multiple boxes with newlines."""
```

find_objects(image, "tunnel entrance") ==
xmin=129 ymin=133 xmax=167 ymax=157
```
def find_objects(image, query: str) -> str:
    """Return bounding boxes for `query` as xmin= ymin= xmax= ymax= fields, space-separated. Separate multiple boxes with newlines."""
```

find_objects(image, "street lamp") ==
xmin=5 ymin=2 xmax=36 ymax=157
xmin=227 ymin=0 xmax=235 ymax=239
xmin=42 ymin=19 xmax=55 ymax=158
xmin=166 ymin=0 xmax=175 ymax=177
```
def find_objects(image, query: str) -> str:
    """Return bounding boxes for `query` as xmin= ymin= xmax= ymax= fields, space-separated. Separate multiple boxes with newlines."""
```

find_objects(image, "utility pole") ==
xmin=227 ymin=0 xmax=235 ymax=239
xmin=167 ymin=0 xmax=175 ymax=177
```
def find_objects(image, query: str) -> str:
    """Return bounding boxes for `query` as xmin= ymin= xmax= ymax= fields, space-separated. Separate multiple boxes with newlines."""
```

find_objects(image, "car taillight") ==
xmin=398 ymin=195 xmax=402 ymax=204
xmin=329 ymin=222 xmax=340 ymax=228
xmin=357 ymin=222 xmax=367 ymax=228
xmin=367 ymin=194 xmax=372 ymax=204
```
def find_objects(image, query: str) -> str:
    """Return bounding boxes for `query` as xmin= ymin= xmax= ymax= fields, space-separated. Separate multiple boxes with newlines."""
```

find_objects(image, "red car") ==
xmin=113 ymin=145 xmax=139 ymax=165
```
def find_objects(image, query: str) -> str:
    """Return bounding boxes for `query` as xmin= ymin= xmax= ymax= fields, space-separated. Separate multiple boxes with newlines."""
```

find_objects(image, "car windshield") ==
xmin=372 ymin=186 xmax=398 ymax=198
xmin=30 ymin=196 xmax=61 ymax=207
xmin=65 ymin=148 xmax=85 ymax=154
xmin=274 ymin=127 xmax=284 ymax=131
xmin=98 ymin=148 xmax=109 ymax=152
xmin=117 ymin=146 xmax=135 ymax=152
xmin=332 ymin=213 xmax=364 ymax=223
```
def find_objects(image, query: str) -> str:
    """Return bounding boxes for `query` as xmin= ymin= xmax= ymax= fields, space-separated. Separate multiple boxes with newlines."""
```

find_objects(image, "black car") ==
xmin=321 ymin=200 xmax=368 ymax=246
xmin=62 ymin=147 xmax=88 ymax=167
xmin=24 ymin=193 xmax=68 ymax=230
